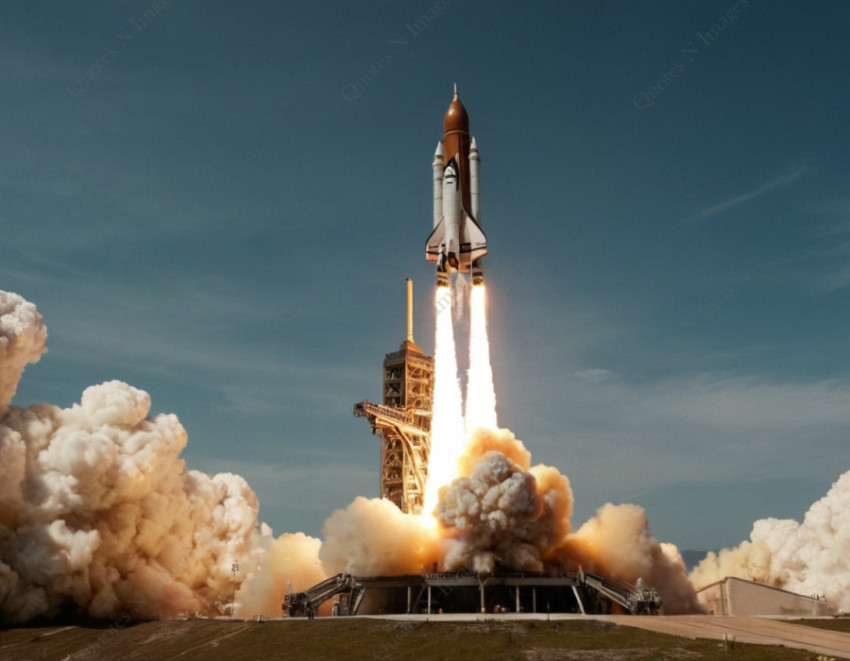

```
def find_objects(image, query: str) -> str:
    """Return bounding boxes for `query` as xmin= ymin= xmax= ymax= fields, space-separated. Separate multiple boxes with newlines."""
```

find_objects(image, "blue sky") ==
xmin=2 ymin=0 xmax=848 ymax=551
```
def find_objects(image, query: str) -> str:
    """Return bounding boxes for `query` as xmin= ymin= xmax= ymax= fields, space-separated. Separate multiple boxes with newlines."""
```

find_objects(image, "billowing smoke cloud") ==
xmin=238 ymin=532 xmax=325 ymax=616
xmin=320 ymin=497 xmax=443 ymax=576
xmin=432 ymin=427 xmax=700 ymax=613
xmin=0 ymin=377 xmax=271 ymax=623
xmin=0 ymin=291 xmax=284 ymax=623
xmin=437 ymin=428 xmax=572 ymax=573
xmin=553 ymin=504 xmax=702 ymax=614
xmin=690 ymin=470 xmax=850 ymax=612
xmin=0 ymin=292 xmax=47 ymax=418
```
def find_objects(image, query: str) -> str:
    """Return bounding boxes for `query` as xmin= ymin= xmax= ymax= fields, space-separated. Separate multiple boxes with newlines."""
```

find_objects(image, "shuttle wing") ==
xmin=459 ymin=212 xmax=487 ymax=261
xmin=425 ymin=217 xmax=445 ymax=262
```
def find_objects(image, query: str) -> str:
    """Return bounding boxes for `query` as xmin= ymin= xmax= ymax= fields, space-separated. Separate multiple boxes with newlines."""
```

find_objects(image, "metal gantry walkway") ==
xmin=284 ymin=571 xmax=663 ymax=617
xmin=354 ymin=398 xmax=430 ymax=515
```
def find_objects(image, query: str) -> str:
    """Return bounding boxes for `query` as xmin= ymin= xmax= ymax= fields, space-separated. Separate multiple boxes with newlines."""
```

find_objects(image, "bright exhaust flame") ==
xmin=423 ymin=284 xmax=465 ymax=518
xmin=424 ymin=280 xmax=498 ymax=518
xmin=465 ymin=283 xmax=497 ymax=433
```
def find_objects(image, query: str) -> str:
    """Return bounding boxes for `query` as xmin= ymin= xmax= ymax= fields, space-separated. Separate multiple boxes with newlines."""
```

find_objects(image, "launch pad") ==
xmin=285 ymin=571 xmax=663 ymax=617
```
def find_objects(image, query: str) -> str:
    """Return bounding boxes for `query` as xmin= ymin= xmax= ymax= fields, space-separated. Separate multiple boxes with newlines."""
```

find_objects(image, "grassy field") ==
xmin=0 ymin=618 xmax=839 ymax=661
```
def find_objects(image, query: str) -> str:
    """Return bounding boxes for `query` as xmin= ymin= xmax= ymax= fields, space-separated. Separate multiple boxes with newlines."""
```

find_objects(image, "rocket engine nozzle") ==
xmin=471 ymin=261 xmax=485 ymax=286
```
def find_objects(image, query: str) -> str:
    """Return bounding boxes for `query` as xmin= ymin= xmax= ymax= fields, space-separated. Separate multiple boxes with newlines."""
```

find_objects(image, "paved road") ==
xmin=609 ymin=615 xmax=850 ymax=659
xmin=370 ymin=613 xmax=850 ymax=658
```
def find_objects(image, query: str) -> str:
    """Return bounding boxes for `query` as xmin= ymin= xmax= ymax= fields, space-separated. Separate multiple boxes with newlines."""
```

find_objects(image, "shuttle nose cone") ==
xmin=443 ymin=91 xmax=469 ymax=135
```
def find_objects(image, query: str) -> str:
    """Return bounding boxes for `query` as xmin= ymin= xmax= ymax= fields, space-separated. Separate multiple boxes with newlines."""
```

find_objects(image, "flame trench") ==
xmin=423 ymin=284 xmax=465 ymax=517
xmin=465 ymin=283 xmax=497 ymax=433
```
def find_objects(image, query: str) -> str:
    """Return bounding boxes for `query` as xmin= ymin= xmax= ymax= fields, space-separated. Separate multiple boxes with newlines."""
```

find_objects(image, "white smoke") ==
xmin=557 ymin=503 xmax=703 ymax=613
xmin=320 ymin=497 xmax=442 ymax=576
xmin=0 ymin=291 xmax=47 ymax=418
xmin=691 ymin=470 xmax=850 ymax=612
xmin=0 ymin=379 xmax=270 ymax=622
xmin=0 ymin=292 xmax=276 ymax=623
xmin=238 ymin=532 xmax=326 ymax=616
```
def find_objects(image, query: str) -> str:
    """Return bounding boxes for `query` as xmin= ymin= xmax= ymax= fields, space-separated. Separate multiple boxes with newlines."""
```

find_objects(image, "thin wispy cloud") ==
xmin=573 ymin=368 xmax=615 ymax=384
xmin=782 ymin=198 xmax=850 ymax=294
xmin=688 ymin=163 xmax=811 ymax=222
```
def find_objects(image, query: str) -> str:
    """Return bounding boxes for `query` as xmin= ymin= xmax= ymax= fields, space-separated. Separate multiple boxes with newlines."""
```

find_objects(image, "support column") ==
xmin=572 ymin=585 xmax=586 ymax=615
xmin=479 ymin=579 xmax=486 ymax=613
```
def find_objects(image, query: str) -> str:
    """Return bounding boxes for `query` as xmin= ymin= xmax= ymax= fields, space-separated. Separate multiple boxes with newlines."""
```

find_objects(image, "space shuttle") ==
xmin=425 ymin=86 xmax=487 ymax=287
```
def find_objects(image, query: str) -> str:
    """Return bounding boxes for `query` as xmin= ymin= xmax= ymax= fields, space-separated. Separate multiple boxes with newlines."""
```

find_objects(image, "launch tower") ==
xmin=354 ymin=280 xmax=433 ymax=514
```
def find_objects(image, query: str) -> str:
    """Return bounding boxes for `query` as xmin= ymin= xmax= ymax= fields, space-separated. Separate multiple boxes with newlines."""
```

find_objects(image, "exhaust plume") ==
xmin=465 ymin=283 xmax=497 ymax=433
xmin=423 ymin=284 xmax=466 ymax=517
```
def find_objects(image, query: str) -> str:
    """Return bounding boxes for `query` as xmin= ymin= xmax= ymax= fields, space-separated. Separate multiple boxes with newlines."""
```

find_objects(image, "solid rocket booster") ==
xmin=425 ymin=86 xmax=487 ymax=286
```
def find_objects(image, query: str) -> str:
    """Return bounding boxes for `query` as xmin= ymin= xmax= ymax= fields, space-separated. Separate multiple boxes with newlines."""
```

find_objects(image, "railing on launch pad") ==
xmin=581 ymin=573 xmax=664 ymax=615
xmin=283 ymin=573 xmax=364 ymax=617
xmin=285 ymin=571 xmax=663 ymax=617
xmin=353 ymin=400 xmax=429 ymax=435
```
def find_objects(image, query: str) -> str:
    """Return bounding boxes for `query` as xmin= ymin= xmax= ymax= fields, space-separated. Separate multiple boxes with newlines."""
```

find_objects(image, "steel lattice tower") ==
xmin=354 ymin=280 xmax=433 ymax=514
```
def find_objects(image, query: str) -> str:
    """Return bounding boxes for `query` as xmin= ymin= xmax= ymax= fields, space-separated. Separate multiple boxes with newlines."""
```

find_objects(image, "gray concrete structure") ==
xmin=696 ymin=576 xmax=830 ymax=617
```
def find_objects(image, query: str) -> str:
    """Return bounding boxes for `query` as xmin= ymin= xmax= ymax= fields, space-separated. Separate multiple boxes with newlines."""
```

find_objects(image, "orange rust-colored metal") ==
xmin=442 ymin=92 xmax=472 ymax=213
